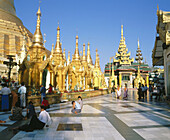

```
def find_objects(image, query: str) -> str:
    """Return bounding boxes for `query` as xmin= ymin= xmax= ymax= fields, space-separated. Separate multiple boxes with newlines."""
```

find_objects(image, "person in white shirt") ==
xmin=1 ymin=83 xmax=11 ymax=111
xmin=71 ymin=101 xmax=81 ymax=114
xmin=13 ymin=106 xmax=51 ymax=132
xmin=18 ymin=82 xmax=26 ymax=108
xmin=78 ymin=96 xmax=83 ymax=109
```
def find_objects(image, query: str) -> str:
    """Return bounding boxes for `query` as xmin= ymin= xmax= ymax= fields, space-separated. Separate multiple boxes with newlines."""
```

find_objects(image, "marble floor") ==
xmin=0 ymin=90 xmax=170 ymax=140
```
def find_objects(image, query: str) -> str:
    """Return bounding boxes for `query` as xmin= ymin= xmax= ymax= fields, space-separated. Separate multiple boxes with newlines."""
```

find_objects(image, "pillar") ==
xmin=28 ymin=69 xmax=32 ymax=86
xmin=146 ymin=74 xmax=149 ymax=88
xmin=39 ymin=70 xmax=42 ymax=86
xmin=51 ymin=72 xmax=54 ymax=86
xmin=130 ymin=72 xmax=132 ymax=88
xmin=18 ymin=71 xmax=22 ymax=85
xmin=63 ymin=74 xmax=66 ymax=91
xmin=119 ymin=73 xmax=122 ymax=88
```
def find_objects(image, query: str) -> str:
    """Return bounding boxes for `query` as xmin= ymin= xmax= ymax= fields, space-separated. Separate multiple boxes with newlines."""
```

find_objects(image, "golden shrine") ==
xmin=19 ymin=7 xmax=106 ymax=92
xmin=104 ymin=25 xmax=150 ymax=89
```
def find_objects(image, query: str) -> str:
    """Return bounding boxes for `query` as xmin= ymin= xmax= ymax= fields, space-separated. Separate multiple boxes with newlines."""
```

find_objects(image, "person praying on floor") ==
xmin=27 ymin=101 xmax=36 ymax=119
xmin=13 ymin=105 xmax=51 ymax=132
xmin=71 ymin=101 xmax=81 ymax=114
xmin=78 ymin=96 xmax=83 ymax=109
xmin=42 ymin=97 xmax=50 ymax=110
xmin=9 ymin=102 xmax=24 ymax=121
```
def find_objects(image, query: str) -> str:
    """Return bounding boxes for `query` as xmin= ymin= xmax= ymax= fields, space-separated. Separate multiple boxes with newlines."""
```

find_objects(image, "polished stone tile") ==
xmin=134 ymin=127 xmax=170 ymax=140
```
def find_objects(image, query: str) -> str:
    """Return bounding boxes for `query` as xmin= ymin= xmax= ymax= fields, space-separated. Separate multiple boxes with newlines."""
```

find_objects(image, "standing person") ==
xmin=123 ymin=84 xmax=128 ymax=100
xmin=111 ymin=85 xmax=116 ymax=98
xmin=116 ymin=85 xmax=121 ymax=99
xmin=40 ymin=85 xmax=46 ymax=102
xmin=13 ymin=106 xmax=51 ymax=132
xmin=149 ymin=84 xmax=153 ymax=100
xmin=138 ymin=83 xmax=142 ymax=100
xmin=144 ymin=84 xmax=148 ymax=97
xmin=11 ymin=89 xmax=18 ymax=108
xmin=141 ymin=84 xmax=145 ymax=99
xmin=18 ymin=82 xmax=26 ymax=108
xmin=78 ymin=96 xmax=83 ymax=109
xmin=48 ymin=84 xmax=52 ymax=94
xmin=27 ymin=101 xmax=36 ymax=118
xmin=1 ymin=83 xmax=11 ymax=111
xmin=71 ymin=101 xmax=81 ymax=114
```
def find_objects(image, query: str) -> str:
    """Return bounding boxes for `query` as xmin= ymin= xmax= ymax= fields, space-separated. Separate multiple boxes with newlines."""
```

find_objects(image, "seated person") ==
xmin=78 ymin=96 xmax=83 ymax=109
xmin=71 ymin=101 xmax=81 ymax=114
xmin=13 ymin=106 xmax=51 ymax=132
xmin=9 ymin=102 xmax=24 ymax=121
xmin=27 ymin=101 xmax=36 ymax=118
xmin=42 ymin=97 xmax=50 ymax=110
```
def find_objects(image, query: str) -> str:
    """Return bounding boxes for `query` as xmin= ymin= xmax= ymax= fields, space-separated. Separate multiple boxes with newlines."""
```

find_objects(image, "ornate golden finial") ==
xmin=67 ymin=51 xmax=71 ymax=64
xmin=95 ymin=49 xmax=100 ymax=68
xmin=55 ymin=23 xmax=62 ymax=54
xmin=32 ymin=6 xmax=43 ymax=45
xmin=121 ymin=25 xmax=124 ymax=39
xmin=51 ymin=43 xmax=54 ymax=56
xmin=138 ymin=38 xmax=140 ymax=49
xmin=63 ymin=48 xmax=66 ymax=60
xmin=82 ymin=43 xmax=86 ymax=62
xmin=87 ymin=42 xmax=93 ymax=64
xmin=57 ymin=21 xmax=60 ymax=30
xmin=74 ymin=35 xmax=80 ymax=60
xmin=157 ymin=4 xmax=159 ymax=12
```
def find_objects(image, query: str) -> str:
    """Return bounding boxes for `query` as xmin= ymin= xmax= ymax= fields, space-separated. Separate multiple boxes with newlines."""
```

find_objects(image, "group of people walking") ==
xmin=111 ymin=84 xmax=128 ymax=99
xmin=138 ymin=83 xmax=148 ymax=100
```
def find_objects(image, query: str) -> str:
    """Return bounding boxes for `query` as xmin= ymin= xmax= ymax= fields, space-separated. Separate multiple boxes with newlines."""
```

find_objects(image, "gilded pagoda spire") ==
xmin=121 ymin=25 xmax=124 ymax=40
xmin=63 ymin=48 xmax=66 ymax=60
xmin=67 ymin=51 xmax=71 ymax=65
xmin=82 ymin=43 xmax=87 ymax=62
xmin=51 ymin=43 xmax=54 ymax=56
xmin=55 ymin=24 xmax=62 ymax=54
xmin=95 ymin=49 xmax=100 ymax=68
xmin=87 ymin=42 xmax=93 ymax=65
xmin=135 ymin=39 xmax=143 ymax=63
xmin=74 ymin=35 xmax=80 ymax=60
xmin=32 ymin=6 xmax=43 ymax=46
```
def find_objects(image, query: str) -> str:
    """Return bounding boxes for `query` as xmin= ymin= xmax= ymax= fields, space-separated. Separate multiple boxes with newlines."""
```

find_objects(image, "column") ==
xmin=130 ymin=72 xmax=132 ymax=88
xmin=18 ymin=70 xmax=22 ymax=85
xmin=39 ymin=70 xmax=42 ymax=86
xmin=28 ymin=69 xmax=32 ymax=86
xmin=119 ymin=73 xmax=122 ymax=88
xmin=63 ymin=74 xmax=66 ymax=91
xmin=51 ymin=72 xmax=54 ymax=86
xmin=146 ymin=74 xmax=149 ymax=88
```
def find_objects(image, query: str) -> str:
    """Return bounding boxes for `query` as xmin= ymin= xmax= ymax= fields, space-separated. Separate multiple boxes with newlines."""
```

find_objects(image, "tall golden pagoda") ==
xmin=0 ymin=0 xmax=32 ymax=81
xmin=19 ymin=7 xmax=50 ymax=87
xmin=114 ymin=25 xmax=134 ymax=65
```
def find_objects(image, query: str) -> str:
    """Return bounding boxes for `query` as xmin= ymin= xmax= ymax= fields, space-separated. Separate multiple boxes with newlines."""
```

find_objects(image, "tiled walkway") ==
xmin=0 ymin=90 xmax=170 ymax=140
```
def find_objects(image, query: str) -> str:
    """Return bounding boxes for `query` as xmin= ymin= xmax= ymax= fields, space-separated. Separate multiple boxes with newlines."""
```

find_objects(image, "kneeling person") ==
xmin=71 ymin=101 xmax=81 ymax=114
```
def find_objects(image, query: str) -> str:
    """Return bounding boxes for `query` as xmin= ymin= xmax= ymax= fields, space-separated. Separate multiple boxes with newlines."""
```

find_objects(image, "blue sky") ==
xmin=15 ymin=0 xmax=169 ymax=71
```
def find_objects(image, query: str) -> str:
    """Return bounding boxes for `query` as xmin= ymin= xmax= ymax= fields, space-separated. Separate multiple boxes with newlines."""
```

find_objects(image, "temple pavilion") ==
xmin=104 ymin=25 xmax=151 ymax=88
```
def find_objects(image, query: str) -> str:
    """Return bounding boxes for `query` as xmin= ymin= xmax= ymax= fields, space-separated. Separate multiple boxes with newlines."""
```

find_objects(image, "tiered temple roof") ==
xmin=114 ymin=25 xmax=134 ymax=65
xmin=135 ymin=39 xmax=143 ymax=63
